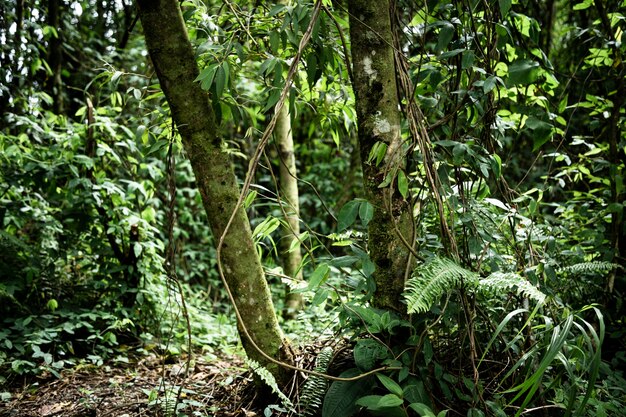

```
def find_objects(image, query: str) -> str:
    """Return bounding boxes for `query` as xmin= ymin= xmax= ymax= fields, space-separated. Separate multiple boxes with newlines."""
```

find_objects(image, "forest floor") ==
xmin=0 ymin=352 xmax=265 ymax=417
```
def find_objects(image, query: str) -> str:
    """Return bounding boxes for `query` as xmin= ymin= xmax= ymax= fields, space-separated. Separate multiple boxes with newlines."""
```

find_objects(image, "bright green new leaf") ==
xmin=397 ymin=170 xmax=408 ymax=199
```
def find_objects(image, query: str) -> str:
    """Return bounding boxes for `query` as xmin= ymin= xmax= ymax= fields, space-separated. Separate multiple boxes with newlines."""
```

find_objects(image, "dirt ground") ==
xmin=0 ymin=353 xmax=264 ymax=417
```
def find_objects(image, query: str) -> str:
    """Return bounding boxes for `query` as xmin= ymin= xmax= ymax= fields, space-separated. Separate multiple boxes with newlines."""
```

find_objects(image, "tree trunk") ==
xmin=47 ymin=0 xmax=63 ymax=114
xmin=348 ymin=0 xmax=414 ymax=311
xmin=276 ymin=104 xmax=304 ymax=318
xmin=136 ymin=0 xmax=292 ymax=383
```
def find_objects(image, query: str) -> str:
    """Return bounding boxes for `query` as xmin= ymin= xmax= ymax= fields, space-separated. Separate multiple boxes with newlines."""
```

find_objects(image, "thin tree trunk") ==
xmin=47 ymin=0 xmax=63 ymax=114
xmin=348 ymin=0 xmax=414 ymax=311
xmin=136 ymin=0 xmax=293 ymax=383
xmin=276 ymin=104 xmax=304 ymax=318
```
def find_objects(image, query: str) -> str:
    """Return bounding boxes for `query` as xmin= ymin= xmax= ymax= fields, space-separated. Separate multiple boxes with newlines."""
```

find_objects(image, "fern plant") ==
xmin=557 ymin=261 xmax=620 ymax=275
xmin=404 ymin=257 xmax=479 ymax=314
xmin=404 ymin=257 xmax=547 ymax=314
xmin=299 ymin=346 xmax=333 ymax=416
xmin=479 ymin=273 xmax=546 ymax=304
xmin=247 ymin=359 xmax=293 ymax=410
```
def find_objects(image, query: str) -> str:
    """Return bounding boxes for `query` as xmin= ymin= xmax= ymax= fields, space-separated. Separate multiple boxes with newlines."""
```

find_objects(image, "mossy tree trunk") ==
xmin=348 ymin=0 xmax=414 ymax=311
xmin=276 ymin=104 xmax=304 ymax=318
xmin=136 ymin=0 xmax=293 ymax=383
xmin=46 ymin=0 xmax=64 ymax=114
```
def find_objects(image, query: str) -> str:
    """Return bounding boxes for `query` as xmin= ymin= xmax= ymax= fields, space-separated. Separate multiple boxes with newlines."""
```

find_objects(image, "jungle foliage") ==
xmin=0 ymin=0 xmax=625 ymax=416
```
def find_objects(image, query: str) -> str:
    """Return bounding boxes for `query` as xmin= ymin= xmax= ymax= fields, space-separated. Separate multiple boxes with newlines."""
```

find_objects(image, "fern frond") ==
xmin=300 ymin=346 xmax=333 ymax=416
xmin=247 ymin=359 xmax=293 ymax=410
xmin=404 ymin=257 xmax=479 ymax=314
xmin=557 ymin=261 xmax=620 ymax=275
xmin=479 ymin=273 xmax=546 ymax=304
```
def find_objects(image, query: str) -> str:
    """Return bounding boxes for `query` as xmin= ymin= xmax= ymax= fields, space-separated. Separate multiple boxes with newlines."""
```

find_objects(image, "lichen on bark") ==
xmin=137 ymin=0 xmax=292 ymax=384
xmin=348 ymin=0 xmax=414 ymax=312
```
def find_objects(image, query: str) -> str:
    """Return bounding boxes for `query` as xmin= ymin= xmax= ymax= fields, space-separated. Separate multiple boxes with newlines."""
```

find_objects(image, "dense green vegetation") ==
xmin=1 ymin=0 xmax=625 ymax=416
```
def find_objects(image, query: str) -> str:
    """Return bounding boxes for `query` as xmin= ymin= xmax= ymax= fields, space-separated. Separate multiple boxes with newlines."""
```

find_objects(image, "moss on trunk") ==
xmin=348 ymin=0 xmax=414 ymax=312
xmin=137 ymin=0 xmax=292 ymax=383
xmin=276 ymin=105 xmax=304 ymax=318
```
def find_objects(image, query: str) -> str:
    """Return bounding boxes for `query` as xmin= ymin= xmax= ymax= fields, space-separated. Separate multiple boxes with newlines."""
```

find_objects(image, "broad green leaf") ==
xmin=214 ymin=65 xmax=226 ymax=98
xmin=307 ymin=263 xmax=330 ymax=290
xmin=133 ymin=242 xmax=143 ymax=258
xmin=462 ymin=50 xmax=475 ymax=69
xmin=439 ymin=48 xmax=465 ymax=59
xmin=377 ymin=394 xmax=404 ymax=408
xmin=573 ymin=0 xmax=592 ymax=9
xmin=490 ymin=154 xmax=502 ymax=179
xmin=507 ymin=59 xmax=540 ymax=85
xmin=323 ymin=369 xmax=374 ymax=417
xmin=376 ymin=374 xmax=403 ymax=398
xmin=359 ymin=201 xmax=374 ymax=227
xmin=404 ymin=382 xmax=430 ymax=406
xmin=483 ymin=76 xmax=497 ymax=93
xmin=355 ymin=395 xmax=383 ymax=409
xmin=263 ymin=88 xmax=281 ymax=112
xmin=269 ymin=30 xmax=280 ymax=54
xmin=498 ymin=0 xmax=511 ymax=17
xmin=306 ymin=53 xmax=319 ymax=88
xmin=409 ymin=403 xmax=437 ymax=417
xmin=337 ymin=200 xmax=360 ymax=231
xmin=524 ymin=117 xmax=553 ymax=151
xmin=354 ymin=339 xmax=388 ymax=371
xmin=436 ymin=22 xmax=455 ymax=52
xmin=311 ymin=288 xmax=329 ymax=306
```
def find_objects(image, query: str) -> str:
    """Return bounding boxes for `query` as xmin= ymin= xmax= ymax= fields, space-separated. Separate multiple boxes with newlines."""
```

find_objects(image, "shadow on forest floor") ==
xmin=0 ymin=353 xmax=260 ymax=417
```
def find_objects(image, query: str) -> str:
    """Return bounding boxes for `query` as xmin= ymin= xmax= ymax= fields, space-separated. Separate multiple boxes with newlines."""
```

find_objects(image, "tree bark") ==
xmin=348 ymin=0 xmax=414 ymax=311
xmin=276 ymin=104 xmax=304 ymax=318
xmin=47 ymin=0 xmax=63 ymax=114
xmin=136 ymin=0 xmax=292 ymax=383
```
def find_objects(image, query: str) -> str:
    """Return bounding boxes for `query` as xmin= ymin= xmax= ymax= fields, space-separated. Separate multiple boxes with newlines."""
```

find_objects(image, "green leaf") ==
xmin=498 ymin=0 xmax=512 ymax=17
xmin=323 ymin=369 xmax=374 ymax=417
xmin=573 ymin=0 xmax=592 ymax=10
xmin=377 ymin=394 xmax=404 ymax=408
xmin=307 ymin=264 xmax=330 ymax=290
xmin=397 ymin=170 xmax=408 ymax=199
xmin=507 ymin=60 xmax=540 ymax=85
xmin=337 ymin=200 xmax=360 ymax=231
xmin=408 ymin=403 xmax=437 ymax=417
xmin=306 ymin=53 xmax=319 ymax=88
xmin=214 ymin=65 xmax=226 ymax=98
xmin=436 ymin=22 xmax=455 ymax=52
xmin=269 ymin=30 xmax=280 ymax=54
xmin=376 ymin=374 xmax=403 ymax=398
xmin=355 ymin=395 xmax=384 ymax=409
xmin=524 ymin=117 xmax=553 ymax=151
xmin=311 ymin=288 xmax=329 ymax=306
xmin=483 ymin=76 xmax=497 ymax=93
xmin=133 ymin=242 xmax=143 ymax=258
xmin=263 ymin=88 xmax=281 ymax=112
xmin=490 ymin=154 xmax=502 ymax=179
xmin=462 ymin=50 xmax=475 ymax=69
xmin=359 ymin=201 xmax=374 ymax=227
xmin=404 ymin=382 xmax=430 ymax=406
xmin=354 ymin=339 xmax=389 ymax=371
xmin=439 ymin=48 xmax=465 ymax=59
